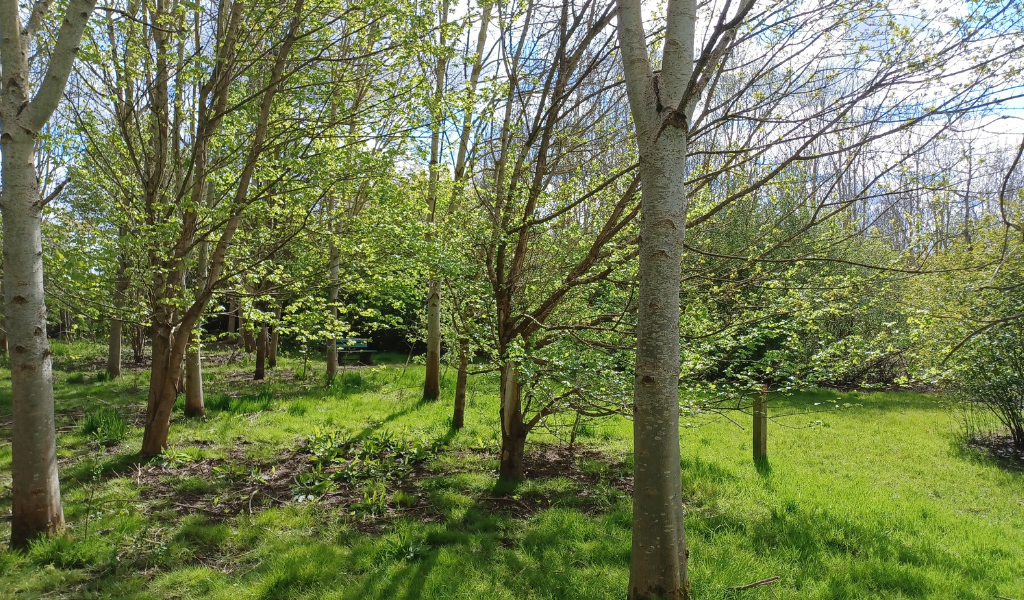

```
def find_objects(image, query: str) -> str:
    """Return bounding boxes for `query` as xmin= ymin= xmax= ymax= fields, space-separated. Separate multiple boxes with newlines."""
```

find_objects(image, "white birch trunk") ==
xmin=422 ymin=2 xmax=449 ymax=402
xmin=616 ymin=0 xmax=695 ymax=596
xmin=1 ymin=0 xmax=98 ymax=548
xmin=326 ymin=231 xmax=340 ymax=382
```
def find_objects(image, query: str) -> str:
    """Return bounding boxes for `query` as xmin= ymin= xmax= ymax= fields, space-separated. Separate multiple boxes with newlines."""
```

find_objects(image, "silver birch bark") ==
xmin=326 ymin=197 xmax=340 ymax=383
xmin=184 ymin=184 xmax=214 ymax=417
xmin=422 ymin=1 xmax=449 ymax=401
xmin=106 ymin=270 xmax=127 ymax=378
xmin=0 ymin=0 xmax=98 ymax=548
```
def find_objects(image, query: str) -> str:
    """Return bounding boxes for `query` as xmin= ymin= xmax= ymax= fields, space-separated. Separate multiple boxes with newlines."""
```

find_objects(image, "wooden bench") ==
xmin=337 ymin=338 xmax=375 ymax=365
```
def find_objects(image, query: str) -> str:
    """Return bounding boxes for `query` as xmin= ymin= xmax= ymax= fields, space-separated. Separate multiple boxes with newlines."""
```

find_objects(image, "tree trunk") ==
xmin=183 ymin=330 xmax=204 ymax=417
xmin=0 ymin=276 xmax=8 ymax=354
xmin=268 ymin=303 xmax=280 ymax=368
xmin=141 ymin=320 xmax=182 ymax=455
xmin=422 ymin=6 xmax=448 ymax=401
xmin=131 ymin=324 xmax=145 ymax=363
xmin=227 ymin=295 xmax=236 ymax=337
xmin=453 ymin=339 xmax=469 ymax=429
xmin=423 ymin=279 xmax=442 ymax=400
xmin=2 ymin=135 xmax=65 ymax=549
xmin=617 ymin=0 xmax=700 ymax=595
xmin=628 ymin=131 xmax=690 ymax=600
xmin=107 ymin=318 xmax=123 ymax=378
xmin=243 ymin=326 xmax=256 ymax=353
xmin=175 ymin=362 xmax=185 ymax=392
xmin=184 ymin=183 xmax=212 ymax=418
xmin=2 ymin=0 xmax=97 ymax=547
xmin=498 ymin=362 xmax=527 ymax=482
xmin=326 ymin=234 xmax=340 ymax=383
xmin=255 ymin=323 xmax=267 ymax=380
xmin=107 ymin=255 xmax=129 ymax=378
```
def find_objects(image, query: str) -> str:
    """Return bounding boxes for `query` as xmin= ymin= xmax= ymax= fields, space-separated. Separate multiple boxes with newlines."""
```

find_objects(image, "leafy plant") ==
xmin=292 ymin=463 xmax=336 ymax=501
xmin=212 ymin=461 xmax=248 ymax=482
xmin=352 ymin=482 xmax=388 ymax=515
xmin=158 ymin=446 xmax=195 ymax=468
xmin=67 ymin=372 xmax=86 ymax=384
xmin=79 ymin=407 xmax=128 ymax=446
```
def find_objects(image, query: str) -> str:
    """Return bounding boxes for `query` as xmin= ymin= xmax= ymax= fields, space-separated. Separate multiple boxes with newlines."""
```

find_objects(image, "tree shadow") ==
xmin=754 ymin=457 xmax=772 ymax=478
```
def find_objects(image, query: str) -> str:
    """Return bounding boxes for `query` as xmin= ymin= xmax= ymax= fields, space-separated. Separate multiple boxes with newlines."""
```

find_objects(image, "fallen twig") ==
xmin=730 ymin=576 xmax=781 ymax=591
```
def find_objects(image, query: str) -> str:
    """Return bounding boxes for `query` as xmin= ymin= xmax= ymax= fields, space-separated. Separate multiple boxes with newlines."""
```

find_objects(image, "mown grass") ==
xmin=0 ymin=342 xmax=1021 ymax=599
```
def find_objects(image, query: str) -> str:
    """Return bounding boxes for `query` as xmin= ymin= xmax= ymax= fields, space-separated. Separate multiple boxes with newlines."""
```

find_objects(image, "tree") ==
xmin=614 ymin=0 xmax=1023 ymax=594
xmin=0 ymin=0 xmax=98 ymax=548
xmin=617 ymin=0 xmax=713 ymax=592
xmin=448 ymin=0 xmax=650 ymax=482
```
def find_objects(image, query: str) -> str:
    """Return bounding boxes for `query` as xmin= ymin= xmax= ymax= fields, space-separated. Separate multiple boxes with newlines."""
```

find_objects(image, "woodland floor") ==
xmin=0 ymin=341 xmax=1022 ymax=599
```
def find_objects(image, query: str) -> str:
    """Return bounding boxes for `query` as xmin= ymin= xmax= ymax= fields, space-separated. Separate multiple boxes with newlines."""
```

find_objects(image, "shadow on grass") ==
xmin=61 ymin=452 xmax=154 ymax=492
xmin=754 ymin=457 xmax=772 ymax=478
xmin=747 ymin=502 xmax=992 ymax=596
xmin=948 ymin=435 xmax=1024 ymax=477
xmin=765 ymin=390 xmax=942 ymax=414
xmin=345 ymin=398 xmax=435 ymax=443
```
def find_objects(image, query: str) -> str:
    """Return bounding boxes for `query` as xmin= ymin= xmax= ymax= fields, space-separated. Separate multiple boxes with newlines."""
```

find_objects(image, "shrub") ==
xmin=79 ymin=407 xmax=129 ymax=446
xmin=67 ymin=372 xmax=86 ymax=384
xmin=951 ymin=322 xmax=1024 ymax=451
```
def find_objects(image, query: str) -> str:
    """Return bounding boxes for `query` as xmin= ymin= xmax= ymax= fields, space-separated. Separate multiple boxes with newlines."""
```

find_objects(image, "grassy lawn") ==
xmin=0 ymin=341 xmax=1022 ymax=599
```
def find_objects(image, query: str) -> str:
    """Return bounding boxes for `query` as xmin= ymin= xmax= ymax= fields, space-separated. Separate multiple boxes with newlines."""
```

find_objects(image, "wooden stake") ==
xmin=753 ymin=384 xmax=768 ymax=462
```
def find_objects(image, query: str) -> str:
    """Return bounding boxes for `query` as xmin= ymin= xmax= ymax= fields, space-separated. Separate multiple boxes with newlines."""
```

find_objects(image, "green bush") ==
xmin=67 ymin=372 xmax=86 ymax=384
xmin=952 ymin=322 xmax=1024 ymax=451
xmin=79 ymin=407 xmax=129 ymax=446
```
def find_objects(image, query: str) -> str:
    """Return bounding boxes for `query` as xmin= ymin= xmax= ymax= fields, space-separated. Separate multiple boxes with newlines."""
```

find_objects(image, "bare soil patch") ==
xmin=122 ymin=442 xmax=631 ymax=530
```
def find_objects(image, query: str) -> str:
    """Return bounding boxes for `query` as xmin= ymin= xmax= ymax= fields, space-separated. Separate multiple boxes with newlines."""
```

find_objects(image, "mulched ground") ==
xmin=117 ymin=442 xmax=632 ymax=532
xmin=968 ymin=434 xmax=1024 ymax=471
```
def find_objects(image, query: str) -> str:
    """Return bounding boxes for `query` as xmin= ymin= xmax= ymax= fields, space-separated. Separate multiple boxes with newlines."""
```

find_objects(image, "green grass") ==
xmin=0 ymin=342 xmax=1021 ymax=599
